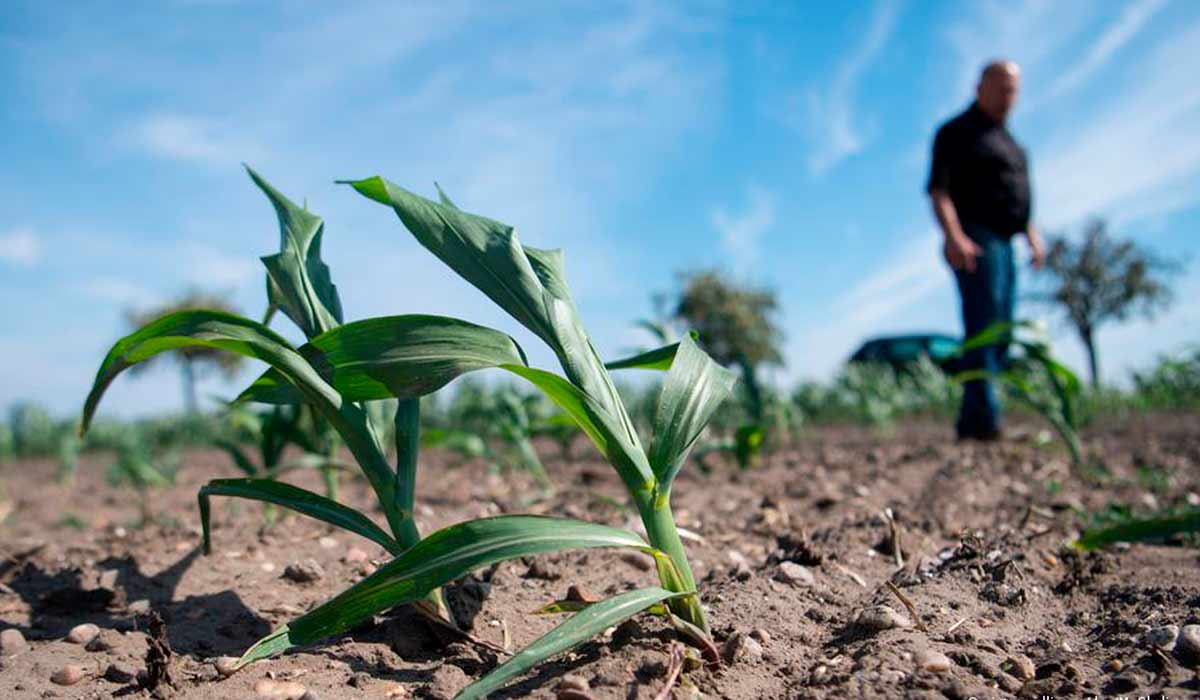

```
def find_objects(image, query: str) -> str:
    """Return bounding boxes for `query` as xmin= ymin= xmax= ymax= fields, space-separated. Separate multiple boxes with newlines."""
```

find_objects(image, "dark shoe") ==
xmin=956 ymin=427 xmax=1003 ymax=442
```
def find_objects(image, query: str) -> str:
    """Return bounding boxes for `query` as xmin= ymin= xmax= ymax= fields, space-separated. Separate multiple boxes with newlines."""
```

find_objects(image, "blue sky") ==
xmin=2 ymin=0 xmax=1198 ymax=417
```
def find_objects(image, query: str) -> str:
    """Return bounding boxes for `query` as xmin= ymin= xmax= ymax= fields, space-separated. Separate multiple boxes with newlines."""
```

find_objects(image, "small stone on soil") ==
xmin=318 ymin=536 xmax=338 ymax=548
xmin=775 ymin=561 xmax=814 ymax=586
xmin=1177 ymin=624 xmax=1200 ymax=665
xmin=66 ymin=622 xmax=100 ymax=645
xmin=254 ymin=678 xmax=308 ymax=699
xmin=85 ymin=629 xmax=120 ymax=652
xmin=128 ymin=598 xmax=151 ymax=614
xmin=104 ymin=662 xmax=137 ymax=683
xmin=51 ymin=664 xmax=86 ymax=686
xmin=0 ymin=628 xmax=27 ymax=656
xmin=722 ymin=631 xmax=764 ymax=664
xmin=556 ymin=674 xmax=589 ymax=691
xmin=1146 ymin=624 xmax=1179 ymax=651
xmin=855 ymin=605 xmax=911 ymax=632
xmin=283 ymin=559 xmax=325 ymax=583
xmin=1003 ymin=654 xmax=1036 ymax=680
xmin=214 ymin=656 xmax=239 ymax=677
xmin=426 ymin=664 xmax=469 ymax=700
xmin=914 ymin=648 xmax=952 ymax=673
xmin=343 ymin=546 xmax=369 ymax=563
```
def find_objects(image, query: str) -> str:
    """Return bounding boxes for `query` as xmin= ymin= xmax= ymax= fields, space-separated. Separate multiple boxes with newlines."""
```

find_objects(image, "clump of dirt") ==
xmin=0 ymin=414 xmax=1197 ymax=698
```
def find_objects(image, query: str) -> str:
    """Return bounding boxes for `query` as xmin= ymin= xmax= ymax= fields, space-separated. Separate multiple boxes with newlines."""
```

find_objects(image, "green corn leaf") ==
xmin=606 ymin=341 xmax=682 ymax=371
xmin=81 ymin=310 xmax=337 ymax=434
xmin=246 ymin=166 xmax=343 ymax=339
xmin=342 ymin=176 xmax=649 ymax=487
xmin=79 ymin=309 xmax=404 ymax=539
xmin=198 ymin=478 xmax=399 ymax=555
xmin=238 ymin=314 xmax=529 ymax=405
xmin=648 ymin=334 xmax=737 ymax=488
xmin=340 ymin=176 xmax=560 ymax=347
xmin=213 ymin=439 xmax=259 ymax=476
xmin=605 ymin=332 xmax=700 ymax=371
xmin=1075 ymin=509 xmax=1200 ymax=550
xmin=454 ymin=587 xmax=683 ymax=700
xmin=235 ymin=515 xmax=652 ymax=667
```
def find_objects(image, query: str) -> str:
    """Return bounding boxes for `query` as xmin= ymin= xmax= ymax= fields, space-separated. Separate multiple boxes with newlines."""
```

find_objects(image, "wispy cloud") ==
xmin=1037 ymin=19 xmax=1200 ymax=228
xmin=792 ymin=0 xmax=899 ymax=174
xmin=1037 ymin=0 xmax=1168 ymax=106
xmin=0 ymin=228 xmax=42 ymax=266
xmin=712 ymin=187 xmax=776 ymax=276
xmin=132 ymin=114 xmax=264 ymax=165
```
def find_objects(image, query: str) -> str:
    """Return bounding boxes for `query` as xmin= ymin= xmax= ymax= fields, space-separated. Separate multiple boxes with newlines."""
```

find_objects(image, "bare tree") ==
xmin=1032 ymin=219 xmax=1182 ymax=387
xmin=126 ymin=291 xmax=244 ymax=412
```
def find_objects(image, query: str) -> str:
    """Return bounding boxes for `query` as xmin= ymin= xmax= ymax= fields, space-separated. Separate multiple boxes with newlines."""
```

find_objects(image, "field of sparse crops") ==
xmin=1 ymin=170 xmax=1198 ymax=700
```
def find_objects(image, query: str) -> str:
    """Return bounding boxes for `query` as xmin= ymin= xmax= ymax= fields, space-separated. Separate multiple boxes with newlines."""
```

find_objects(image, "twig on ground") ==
xmin=653 ymin=643 xmax=685 ymax=700
xmin=831 ymin=561 xmax=866 ymax=588
xmin=883 ymin=508 xmax=903 ymax=569
xmin=945 ymin=617 xmax=968 ymax=634
xmin=885 ymin=580 xmax=928 ymax=633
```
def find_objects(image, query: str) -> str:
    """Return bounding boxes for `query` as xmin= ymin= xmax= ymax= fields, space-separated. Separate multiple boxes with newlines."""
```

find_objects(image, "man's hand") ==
xmin=943 ymin=233 xmax=982 ymax=272
xmin=1026 ymin=227 xmax=1046 ymax=269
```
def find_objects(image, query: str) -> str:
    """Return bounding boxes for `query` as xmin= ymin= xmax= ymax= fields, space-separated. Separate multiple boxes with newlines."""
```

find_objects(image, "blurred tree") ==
xmin=1032 ymin=219 xmax=1182 ymax=388
xmin=126 ymin=291 xmax=244 ymax=413
xmin=672 ymin=269 xmax=783 ymax=421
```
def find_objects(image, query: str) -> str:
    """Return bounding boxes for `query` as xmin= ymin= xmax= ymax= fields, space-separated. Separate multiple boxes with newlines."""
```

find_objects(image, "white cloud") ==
xmin=0 ymin=228 xmax=42 ymax=266
xmin=1036 ymin=20 xmax=1200 ymax=228
xmin=785 ymin=0 xmax=898 ymax=174
xmin=1036 ymin=0 xmax=1167 ymax=106
xmin=133 ymin=114 xmax=264 ymax=165
xmin=79 ymin=278 xmax=160 ymax=307
xmin=712 ymin=187 xmax=776 ymax=276
xmin=182 ymin=244 xmax=259 ymax=289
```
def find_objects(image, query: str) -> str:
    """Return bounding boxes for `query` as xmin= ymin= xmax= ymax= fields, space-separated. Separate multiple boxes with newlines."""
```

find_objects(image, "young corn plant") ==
xmin=953 ymin=320 xmax=1083 ymax=465
xmin=80 ymin=171 xmax=734 ymax=697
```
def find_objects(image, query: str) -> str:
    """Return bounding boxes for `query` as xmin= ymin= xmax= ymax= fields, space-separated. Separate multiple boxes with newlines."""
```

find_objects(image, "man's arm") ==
xmin=929 ymin=187 xmax=981 ymax=273
xmin=1024 ymin=222 xmax=1045 ymax=269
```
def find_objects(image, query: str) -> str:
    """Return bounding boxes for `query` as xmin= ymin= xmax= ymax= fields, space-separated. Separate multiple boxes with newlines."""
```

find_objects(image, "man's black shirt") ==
xmin=927 ymin=103 xmax=1031 ymax=236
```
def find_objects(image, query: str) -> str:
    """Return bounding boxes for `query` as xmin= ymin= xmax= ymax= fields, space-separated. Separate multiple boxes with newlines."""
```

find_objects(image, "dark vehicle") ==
xmin=849 ymin=333 xmax=963 ymax=373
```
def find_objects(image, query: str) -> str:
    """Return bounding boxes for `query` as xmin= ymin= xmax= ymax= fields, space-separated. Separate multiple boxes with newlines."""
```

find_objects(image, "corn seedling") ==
xmin=953 ymin=320 xmax=1083 ymax=465
xmin=1075 ymin=507 xmax=1200 ymax=550
xmin=80 ymin=170 xmax=734 ymax=697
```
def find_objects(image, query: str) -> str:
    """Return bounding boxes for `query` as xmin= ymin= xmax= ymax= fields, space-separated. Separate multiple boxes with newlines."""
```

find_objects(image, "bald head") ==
xmin=976 ymin=60 xmax=1020 ymax=122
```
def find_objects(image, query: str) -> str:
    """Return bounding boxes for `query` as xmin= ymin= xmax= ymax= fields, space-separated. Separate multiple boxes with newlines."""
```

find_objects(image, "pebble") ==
xmin=0 ymin=628 xmax=27 ymax=656
xmin=1146 ymin=624 xmax=1179 ymax=651
xmin=722 ymin=631 xmax=764 ymax=664
xmin=750 ymin=628 xmax=771 ymax=645
xmin=1177 ymin=624 xmax=1200 ymax=665
xmin=86 ymin=629 xmax=120 ymax=652
xmin=1003 ymin=654 xmax=1036 ymax=681
xmin=283 ymin=559 xmax=325 ymax=583
xmin=318 ymin=536 xmax=338 ymax=549
xmin=51 ymin=664 xmax=86 ymax=686
xmin=915 ymin=649 xmax=952 ymax=673
xmin=104 ymin=662 xmax=137 ymax=683
xmin=556 ymin=675 xmax=590 ymax=691
xmin=214 ymin=656 xmax=240 ymax=677
xmin=343 ymin=547 xmax=369 ymax=564
xmin=128 ymin=599 xmax=151 ymax=614
xmin=855 ymin=605 xmax=912 ymax=632
xmin=66 ymin=622 xmax=100 ymax=645
xmin=254 ymin=678 xmax=308 ymax=699
xmin=775 ymin=561 xmax=814 ymax=586
xmin=1103 ymin=658 xmax=1124 ymax=673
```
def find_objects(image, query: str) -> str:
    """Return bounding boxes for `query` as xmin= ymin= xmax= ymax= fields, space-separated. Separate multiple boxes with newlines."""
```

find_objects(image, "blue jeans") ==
xmin=954 ymin=224 xmax=1015 ymax=437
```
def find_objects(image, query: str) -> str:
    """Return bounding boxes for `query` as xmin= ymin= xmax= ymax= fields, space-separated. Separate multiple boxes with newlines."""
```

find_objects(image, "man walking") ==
xmin=927 ymin=60 xmax=1045 ymax=440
